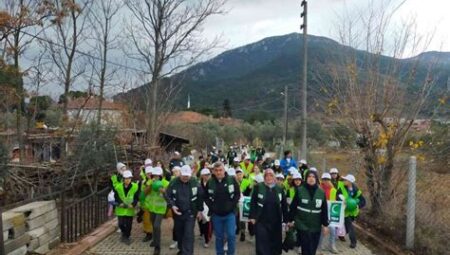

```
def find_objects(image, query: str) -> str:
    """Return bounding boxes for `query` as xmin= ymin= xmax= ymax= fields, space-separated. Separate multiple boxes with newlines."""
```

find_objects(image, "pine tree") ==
xmin=223 ymin=99 xmax=232 ymax=118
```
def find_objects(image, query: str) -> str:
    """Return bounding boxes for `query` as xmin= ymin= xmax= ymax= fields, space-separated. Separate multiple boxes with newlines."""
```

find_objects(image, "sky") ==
xmin=200 ymin=0 xmax=450 ymax=55
xmin=13 ymin=0 xmax=450 ymax=98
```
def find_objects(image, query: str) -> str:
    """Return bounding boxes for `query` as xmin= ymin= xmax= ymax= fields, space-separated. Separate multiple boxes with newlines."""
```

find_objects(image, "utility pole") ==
xmin=282 ymin=86 xmax=288 ymax=147
xmin=300 ymin=0 xmax=308 ymax=160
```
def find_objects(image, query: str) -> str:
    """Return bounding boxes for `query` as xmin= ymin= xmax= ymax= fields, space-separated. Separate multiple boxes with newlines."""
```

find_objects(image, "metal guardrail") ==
xmin=0 ymin=186 xmax=110 ymax=254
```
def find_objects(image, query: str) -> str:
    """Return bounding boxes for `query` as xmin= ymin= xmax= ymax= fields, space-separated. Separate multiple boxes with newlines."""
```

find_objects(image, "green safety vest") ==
xmin=207 ymin=176 xmax=236 ymax=201
xmin=240 ymin=178 xmax=252 ymax=193
xmin=288 ymin=186 xmax=296 ymax=201
xmin=115 ymin=182 xmax=139 ymax=217
xmin=148 ymin=179 xmax=170 ymax=215
xmin=140 ymin=166 xmax=147 ymax=181
xmin=294 ymin=185 xmax=326 ymax=232
xmin=111 ymin=174 xmax=122 ymax=187
xmin=239 ymin=162 xmax=254 ymax=176
xmin=339 ymin=185 xmax=362 ymax=217
xmin=168 ymin=177 xmax=200 ymax=215
xmin=140 ymin=178 xmax=153 ymax=210
xmin=252 ymin=183 xmax=283 ymax=220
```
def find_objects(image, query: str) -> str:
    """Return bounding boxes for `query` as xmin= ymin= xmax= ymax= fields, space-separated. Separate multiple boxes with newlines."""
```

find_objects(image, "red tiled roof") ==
xmin=66 ymin=97 xmax=125 ymax=111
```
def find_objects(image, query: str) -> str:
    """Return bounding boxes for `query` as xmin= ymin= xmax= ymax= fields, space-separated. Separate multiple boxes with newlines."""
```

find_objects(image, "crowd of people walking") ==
xmin=108 ymin=146 xmax=365 ymax=255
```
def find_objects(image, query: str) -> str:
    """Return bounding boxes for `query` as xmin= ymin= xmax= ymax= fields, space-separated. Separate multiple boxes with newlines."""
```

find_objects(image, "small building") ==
xmin=159 ymin=132 xmax=190 ymax=153
xmin=66 ymin=97 xmax=129 ymax=127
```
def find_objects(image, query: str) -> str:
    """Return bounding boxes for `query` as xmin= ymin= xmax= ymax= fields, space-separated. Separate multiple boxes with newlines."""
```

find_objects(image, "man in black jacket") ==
xmin=165 ymin=165 xmax=204 ymax=255
xmin=205 ymin=162 xmax=240 ymax=255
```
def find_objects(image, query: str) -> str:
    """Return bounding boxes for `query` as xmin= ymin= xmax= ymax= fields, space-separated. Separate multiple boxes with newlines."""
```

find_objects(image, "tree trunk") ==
xmin=364 ymin=150 xmax=383 ymax=216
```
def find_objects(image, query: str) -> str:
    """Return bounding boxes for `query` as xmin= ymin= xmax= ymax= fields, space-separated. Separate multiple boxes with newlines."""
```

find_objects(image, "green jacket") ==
xmin=165 ymin=177 xmax=203 ymax=216
xmin=290 ymin=185 xmax=328 ymax=232
xmin=249 ymin=182 xmax=288 ymax=222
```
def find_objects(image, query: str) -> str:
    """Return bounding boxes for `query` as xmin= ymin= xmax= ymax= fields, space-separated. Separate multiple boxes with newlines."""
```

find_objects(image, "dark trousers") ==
xmin=198 ymin=220 xmax=213 ymax=244
xmin=238 ymin=221 xmax=255 ymax=236
xmin=255 ymin=223 xmax=282 ymax=255
xmin=118 ymin=216 xmax=133 ymax=238
xmin=172 ymin=218 xmax=177 ymax=241
xmin=299 ymin=230 xmax=321 ymax=255
xmin=174 ymin=214 xmax=196 ymax=255
xmin=345 ymin=217 xmax=357 ymax=246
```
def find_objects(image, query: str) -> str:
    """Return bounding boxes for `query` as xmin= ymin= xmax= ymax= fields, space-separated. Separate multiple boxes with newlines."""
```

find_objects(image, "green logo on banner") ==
xmin=242 ymin=197 xmax=251 ymax=218
xmin=330 ymin=202 xmax=341 ymax=223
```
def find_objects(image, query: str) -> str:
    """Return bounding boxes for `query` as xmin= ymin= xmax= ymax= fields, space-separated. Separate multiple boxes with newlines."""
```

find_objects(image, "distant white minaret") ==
xmin=187 ymin=94 xmax=191 ymax=109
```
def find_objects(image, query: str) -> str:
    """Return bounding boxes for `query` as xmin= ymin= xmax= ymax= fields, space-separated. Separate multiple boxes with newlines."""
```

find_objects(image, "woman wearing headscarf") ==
xmin=288 ymin=171 xmax=329 ymax=255
xmin=249 ymin=169 xmax=289 ymax=255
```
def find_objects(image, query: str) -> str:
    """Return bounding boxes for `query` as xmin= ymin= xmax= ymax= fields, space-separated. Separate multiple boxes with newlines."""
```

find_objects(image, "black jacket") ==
xmin=205 ymin=175 xmax=240 ymax=216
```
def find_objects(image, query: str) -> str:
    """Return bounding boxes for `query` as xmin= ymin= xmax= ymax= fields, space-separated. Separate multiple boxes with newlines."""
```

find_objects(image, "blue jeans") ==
xmin=212 ymin=213 xmax=236 ymax=255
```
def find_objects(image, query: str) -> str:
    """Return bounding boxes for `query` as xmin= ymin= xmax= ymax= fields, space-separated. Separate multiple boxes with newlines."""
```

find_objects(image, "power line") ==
xmin=20 ymin=30 xmax=149 ymax=74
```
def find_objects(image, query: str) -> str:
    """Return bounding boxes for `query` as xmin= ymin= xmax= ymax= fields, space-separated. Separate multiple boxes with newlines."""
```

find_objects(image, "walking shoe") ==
xmin=224 ymin=242 xmax=228 ymax=251
xmin=142 ymin=233 xmax=152 ymax=242
xmin=240 ymin=232 xmax=246 ymax=242
xmin=169 ymin=241 xmax=178 ymax=249
xmin=123 ymin=237 xmax=131 ymax=245
xmin=339 ymin=236 xmax=346 ymax=242
xmin=297 ymin=246 xmax=302 ymax=254
xmin=247 ymin=235 xmax=254 ymax=243
xmin=350 ymin=243 xmax=357 ymax=249
xmin=153 ymin=247 xmax=161 ymax=255
xmin=176 ymin=251 xmax=182 ymax=255
xmin=330 ymin=245 xmax=339 ymax=254
xmin=203 ymin=242 xmax=209 ymax=248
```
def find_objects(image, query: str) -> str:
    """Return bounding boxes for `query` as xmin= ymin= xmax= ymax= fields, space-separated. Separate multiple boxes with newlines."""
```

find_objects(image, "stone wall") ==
xmin=2 ymin=201 xmax=60 ymax=255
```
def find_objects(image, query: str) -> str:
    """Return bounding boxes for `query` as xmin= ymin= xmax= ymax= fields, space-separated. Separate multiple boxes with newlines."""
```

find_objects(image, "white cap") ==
xmin=330 ymin=168 xmax=339 ymax=174
xmin=321 ymin=173 xmax=332 ymax=179
xmin=299 ymin=159 xmax=307 ymax=165
xmin=275 ymin=173 xmax=285 ymax=179
xmin=227 ymin=168 xmax=236 ymax=176
xmin=244 ymin=155 xmax=251 ymax=160
xmin=288 ymin=167 xmax=298 ymax=174
xmin=144 ymin=158 xmax=152 ymax=166
xmin=200 ymin=168 xmax=211 ymax=175
xmin=342 ymin=174 xmax=356 ymax=183
xmin=152 ymin=166 xmax=163 ymax=176
xmin=174 ymin=151 xmax=180 ymax=156
xmin=145 ymin=166 xmax=153 ymax=174
xmin=254 ymin=174 xmax=264 ymax=183
xmin=274 ymin=159 xmax=280 ymax=166
xmin=172 ymin=166 xmax=181 ymax=173
xmin=292 ymin=172 xmax=302 ymax=179
xmin=309 ymin=167 xmax=318 ymax=172
xmin=235 ymin=167 xmax=243 ymax=173
xmin=233 ymin=157 xmax=240 ymax=162
xmin=181 ymin=165 xmax=192 ymax=176
xmin=116 ymin=162 xmax=126 ymax=171
xmin=122 ymin=170 xmax=133 ymax=178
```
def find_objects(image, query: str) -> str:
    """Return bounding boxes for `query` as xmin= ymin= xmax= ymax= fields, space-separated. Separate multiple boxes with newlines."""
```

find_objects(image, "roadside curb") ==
xmin=354 ymin=223 xmax=413 ymax=255
xmin=63 ymin=218 xmax=118 ymax=255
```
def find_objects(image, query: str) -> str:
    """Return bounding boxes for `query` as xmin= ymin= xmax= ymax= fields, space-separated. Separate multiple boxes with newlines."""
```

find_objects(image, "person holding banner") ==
xmin=337 ymin=174 xmax=366 ymax=249
xmin=249 ymin=168 xmax=289 ymax=255
xmin=319 ymin=173 xmax=339 ymax=254
xmin=288 ymin=171 xmax=329 ymax=255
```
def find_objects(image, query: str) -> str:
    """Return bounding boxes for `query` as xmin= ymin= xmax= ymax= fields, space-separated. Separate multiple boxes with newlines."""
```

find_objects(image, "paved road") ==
xmin=86 ymin=218 xmax=376 ymax=255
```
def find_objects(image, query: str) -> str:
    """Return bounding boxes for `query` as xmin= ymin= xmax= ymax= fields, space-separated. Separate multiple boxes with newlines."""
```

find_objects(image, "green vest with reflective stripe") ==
xmin=140 ymin=178 xmax=153 ymax=208
xmin=115 ymin=182 xmax=139 ymax=216
xmin=207 ymin=176 xmax=236 ymax=201
xmin=169 ymin=177 xmax=200 ymax=215
xmin=294 ymin=185 xmax=325 ymax=232
xmin=252 ymin=183 xmax=283 ymax=220
xmin=239 ymin=162 xmax=254 ymax=176
xmin=148 ymin=179 xmax=170 ymax=215
xmin=339 ymin=186 xmax=362 ymax=217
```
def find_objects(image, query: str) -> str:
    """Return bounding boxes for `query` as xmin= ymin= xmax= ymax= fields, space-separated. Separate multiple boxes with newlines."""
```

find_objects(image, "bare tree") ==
xmin=44 ymin=0 xmax=92 ymax=158
xmin=87 ymin=0 xmax=122 ymax=127
xmin=322 ymin=0 xmax=437 ymax=216
xmin=0 ymin=0 xmax=52 ymax=162
xmin=124 ymin=0 xmax=226 ymax=145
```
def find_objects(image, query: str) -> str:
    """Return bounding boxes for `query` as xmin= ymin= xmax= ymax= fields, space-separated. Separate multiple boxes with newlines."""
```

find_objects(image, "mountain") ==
xmin=115 ymin=33 xmax=450 ymax=119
